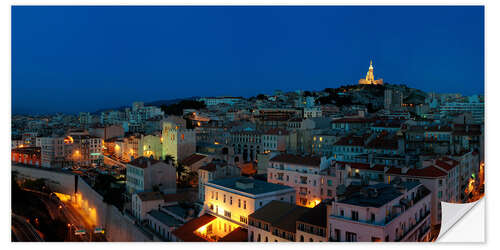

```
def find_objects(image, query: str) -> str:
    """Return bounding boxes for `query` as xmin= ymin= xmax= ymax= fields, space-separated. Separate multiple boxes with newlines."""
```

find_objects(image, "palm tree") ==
xmin=163 ymin=154 xmax=175 ymax=165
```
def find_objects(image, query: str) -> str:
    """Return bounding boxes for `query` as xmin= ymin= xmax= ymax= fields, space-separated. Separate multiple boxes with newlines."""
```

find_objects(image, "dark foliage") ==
xmin=160 ymin=100 xmax=206 ymax=116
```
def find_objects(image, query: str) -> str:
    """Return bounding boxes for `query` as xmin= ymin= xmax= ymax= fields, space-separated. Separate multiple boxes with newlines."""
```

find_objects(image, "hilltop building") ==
xmin=358 ymin=60 xmax=383 ymax=85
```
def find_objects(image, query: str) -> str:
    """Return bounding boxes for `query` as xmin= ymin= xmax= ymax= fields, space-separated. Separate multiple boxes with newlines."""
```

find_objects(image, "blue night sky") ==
xmin=12 ymin=6 xmax=484 ymax=114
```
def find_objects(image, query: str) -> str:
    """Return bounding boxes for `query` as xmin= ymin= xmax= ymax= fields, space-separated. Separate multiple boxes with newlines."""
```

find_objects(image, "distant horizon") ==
xmin=11 ymin=84 xmax=483 ymax=116
xmin=12 ymin=6 xmax=484 ymax=114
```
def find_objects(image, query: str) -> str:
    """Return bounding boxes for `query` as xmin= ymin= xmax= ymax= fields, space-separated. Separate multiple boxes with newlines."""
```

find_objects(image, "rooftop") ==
xmin=148 ymin=210 xmax=184 ymax=226
xmin=208 ymin=177 xmax=294 ymax=196
xmin=137 ymin=191 xmax=164 ymax=201
xmin=249 ymin=200 xmax=310 ymax=233
xmin=297 ymin=202 xmax=328 ymax=228
xmin=172 ymin=214 xmax=216 ymax=242
xmin=270 ymin=153 xmax=322 ymax=167
xmin=337 ymin=183 xmax=405 ymax=208
xmin=128 ymin=156 xmax=162 ymax=169
xmin=386 ymin=166 xmax=448 ymax=178
xmin=180 ymin=153 xmax=208 ymax=166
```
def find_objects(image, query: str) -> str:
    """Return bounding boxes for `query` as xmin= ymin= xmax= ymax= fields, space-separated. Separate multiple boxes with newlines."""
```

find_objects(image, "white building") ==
xmin=131 ymin=191 xmax=165 ymax=221
xmin=172 ymin=177 xmax=295 ymax=242
xmin=126 ymin=157 xmax=177 ymax=195
xmin=268 ymin=153 xmax=336 ymax=207
xmin=440 ymin=101 xmax=484 ymax=124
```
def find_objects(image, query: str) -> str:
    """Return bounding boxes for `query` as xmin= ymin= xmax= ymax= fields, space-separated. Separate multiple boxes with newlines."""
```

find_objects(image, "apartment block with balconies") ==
xmin=328 ymin=181 xmax=432 ymax=242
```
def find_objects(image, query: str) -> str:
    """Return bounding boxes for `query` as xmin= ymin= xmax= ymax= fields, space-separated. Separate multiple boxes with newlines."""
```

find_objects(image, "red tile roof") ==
xmin=219 ymin=227 xmax=248 ymax=242
xmin=335 ymin=161 xmax=385 ymax=172
xmin=180 ymin=153 xmax=207 ymax=166
xmin=386 ymin=166 xmax=447 ymax=178
xmin=199 ymin=163 xmax=217 ymax=172
xmin=435 ymin=159 xmax=459 ymax=171
xmin=240 ymin=162 xmax=257 ymax=176
xmin=172 ymin=214 xmax=216 ymax=242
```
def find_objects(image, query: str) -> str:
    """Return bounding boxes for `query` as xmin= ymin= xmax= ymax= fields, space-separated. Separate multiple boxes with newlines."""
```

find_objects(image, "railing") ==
xmin=395 ymin=211 xmax=431 ymax=242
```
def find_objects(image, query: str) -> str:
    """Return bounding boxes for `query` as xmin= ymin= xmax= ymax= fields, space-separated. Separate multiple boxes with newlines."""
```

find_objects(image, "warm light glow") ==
xmin=114 ymin=144 xmax=120 ymax=152
xmin=64 ymin=136 xmax=74 ymax=144
xmin=54 ymin=192 xmax=71 ymax=202
xmin=195 ymin=217 xmax=240 ymax=242
xmin=214 ymin=141 xmax=220 ymax=145
xmin=19 ymin=144 xmax=24 ymax=148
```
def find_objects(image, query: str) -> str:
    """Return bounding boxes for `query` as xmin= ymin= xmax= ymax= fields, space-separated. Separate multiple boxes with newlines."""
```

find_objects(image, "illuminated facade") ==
xmin=358 ymin=60 xmax=383 ymax=85
xmin=161 ymin=120 xmax=196 ymax=163
xmin=138 ymin=134 xmax=163 ymax=160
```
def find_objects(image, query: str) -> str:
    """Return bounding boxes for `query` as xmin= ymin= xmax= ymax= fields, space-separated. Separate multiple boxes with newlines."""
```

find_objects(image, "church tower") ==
xmin=358 ymin=60 xmax=383 ymax=85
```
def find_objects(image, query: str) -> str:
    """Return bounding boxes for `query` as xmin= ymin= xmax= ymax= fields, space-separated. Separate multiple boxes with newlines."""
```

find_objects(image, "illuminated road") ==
xmin=22 ymin=189 xmax=104 ymax=242
xmin=11 ymin=214 xmax=44 ymax=242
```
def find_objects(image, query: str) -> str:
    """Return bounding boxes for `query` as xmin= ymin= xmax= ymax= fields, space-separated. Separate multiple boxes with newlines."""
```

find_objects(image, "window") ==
xmin=346 ymin=232 xmax=357 ymax=242
xmin=240 ymin=216 xmax=248 ymax=224
xmin=224 ymin=194 xmax=226 ymax=203
xmin=216 ymin=192 xmax=218 ymax=200
xmin=340 ymin=209 xmax=344 ymax=217
xmin=351 ymin=211 xmax=359 ymax=221
xmin=244 ymin=200 xmax=247 ymax=209
xmin=238 ymin=199 xmax=241 ymax=208
xmin=370 ymin=213 xmax=375 ymax=223
xmin=334 ymin=229 xmax=340 ymax=241
xmin=230 ymin=196 xmax=232 ymax=205
xmin=224 ymin=210 xmax=231 ymax=218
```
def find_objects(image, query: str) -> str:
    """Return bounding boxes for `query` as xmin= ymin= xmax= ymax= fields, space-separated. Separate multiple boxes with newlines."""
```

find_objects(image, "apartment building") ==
xmin=268 ymin=153 xmax=336 ymax=207
xmin=328 ymin=182 xmax=432 ymax=242
xmin=126 ymin=157 xmax=176 ymax=195
xmin=173 ymin=177 xmax=295 ymax=242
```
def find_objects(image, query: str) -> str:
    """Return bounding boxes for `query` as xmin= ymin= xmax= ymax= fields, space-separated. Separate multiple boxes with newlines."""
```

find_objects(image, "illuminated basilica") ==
xmin=358 ymin=60 xmax=383 ymax=85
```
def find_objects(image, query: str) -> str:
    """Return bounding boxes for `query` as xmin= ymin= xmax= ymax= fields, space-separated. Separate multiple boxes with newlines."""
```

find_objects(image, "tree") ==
xmin=176 ymin=164 xmax=189 ymax=180
xmin=256 ymin=94 xmax=267 ymax=100
xmin=160 ymin=100 xmax=206 ymax=116
xmin=163 ymin=154 xmax=175 ymax=165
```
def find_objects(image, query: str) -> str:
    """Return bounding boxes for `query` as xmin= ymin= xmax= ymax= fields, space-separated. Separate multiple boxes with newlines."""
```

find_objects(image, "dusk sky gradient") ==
xmin=12 ymin=6 xmax=484 ymax=114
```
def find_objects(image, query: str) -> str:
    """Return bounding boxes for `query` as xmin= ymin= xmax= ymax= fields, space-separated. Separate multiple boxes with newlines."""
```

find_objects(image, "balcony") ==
xmin=396 ymin=211 xmax=431 ymax=242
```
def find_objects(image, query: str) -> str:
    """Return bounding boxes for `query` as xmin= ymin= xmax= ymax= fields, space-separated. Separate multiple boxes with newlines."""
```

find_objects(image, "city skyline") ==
xmin=12 ymin=6 xmax=484 ymax=114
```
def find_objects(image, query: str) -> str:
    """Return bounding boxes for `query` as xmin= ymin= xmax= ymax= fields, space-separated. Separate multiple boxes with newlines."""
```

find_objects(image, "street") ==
xmin=11 ymin=213 xmax=44 ymax=242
